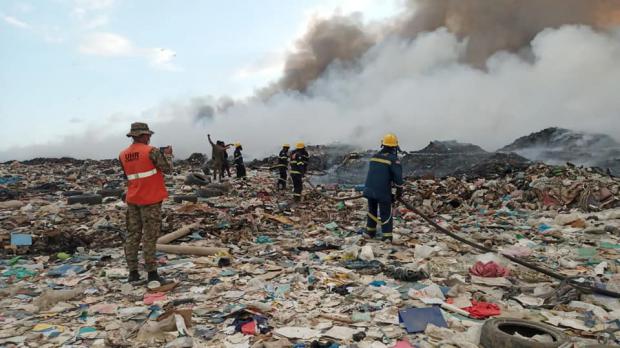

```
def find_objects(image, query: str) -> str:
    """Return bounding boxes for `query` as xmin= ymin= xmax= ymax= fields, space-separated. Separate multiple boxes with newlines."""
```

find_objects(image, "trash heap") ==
xmin=1 ymin=157 xmax=620 ymax=347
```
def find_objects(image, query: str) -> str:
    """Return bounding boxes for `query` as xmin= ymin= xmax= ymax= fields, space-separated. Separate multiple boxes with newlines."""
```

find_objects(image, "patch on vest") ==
xmin=125 ymin=152 xmax=140 ymax=162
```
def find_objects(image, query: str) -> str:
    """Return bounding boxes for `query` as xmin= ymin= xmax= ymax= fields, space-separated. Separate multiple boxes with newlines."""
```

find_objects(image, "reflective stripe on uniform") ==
xmin=382 ymin=214 xmax=392 ymax=225
xmin=370 ymin=158 xmax=391 ymax=165
xmin=293 ymin=193 xmax=301 ymax=197
xmin=366 ymin=227 xmax=377 ymax=231
xmin=367 ymin=212 xmax=380 ymax=224
xmin=126 ymin=168 xmax=158 ymax=181
xmin=290 ymin=170 xmax=301 ymax=174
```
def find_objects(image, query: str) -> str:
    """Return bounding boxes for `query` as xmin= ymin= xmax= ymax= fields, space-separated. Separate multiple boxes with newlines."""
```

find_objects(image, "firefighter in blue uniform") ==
xmin=290 ymin=142 xmax=309 ymax=202
xmin=363 ymin=133 xmax=403 ymax=242
xmin=276 ymin=144 xmax=290 ymax=190
xmin=233 ymin=143 xmax=246 ymax=178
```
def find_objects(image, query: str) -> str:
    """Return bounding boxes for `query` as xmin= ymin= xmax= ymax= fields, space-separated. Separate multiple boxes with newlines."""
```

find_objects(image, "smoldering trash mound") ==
xmin=500 ymin=127 xmax=620 ymax=175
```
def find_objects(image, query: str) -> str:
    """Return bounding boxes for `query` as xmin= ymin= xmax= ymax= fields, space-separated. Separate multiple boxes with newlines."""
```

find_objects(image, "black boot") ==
xmin=147 ymin=270 xmax=170 ymax=284
xmin=128 ymin=270 xmax=141 ymax=282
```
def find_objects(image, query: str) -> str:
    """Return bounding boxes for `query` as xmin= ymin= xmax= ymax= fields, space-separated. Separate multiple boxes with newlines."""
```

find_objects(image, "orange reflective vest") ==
xmin=119 ymin=143 xmax=168 ymax=205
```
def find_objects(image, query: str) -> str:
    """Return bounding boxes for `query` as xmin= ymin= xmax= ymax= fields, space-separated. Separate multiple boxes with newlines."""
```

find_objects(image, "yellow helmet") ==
xmin=234 ymin=143 xmax=241 ymax=148
xmin=283 ymin=143 xmax=290 ymax=148
xmin=296 ymin=142 xmax=305 ymax=149
xmin=382 ymin=133 xmax=398 ymax=147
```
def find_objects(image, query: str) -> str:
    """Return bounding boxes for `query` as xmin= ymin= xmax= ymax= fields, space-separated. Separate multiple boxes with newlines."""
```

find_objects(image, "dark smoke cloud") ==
xmin=191 ymin=96 xmax=235 ymax=122
xmin=279 ymin=14 xmax=375 ymax=92
xmin=265 ymin=0 xmax=620 ymax=94
xmin=399 ymin=0 xmax=620 ymax=66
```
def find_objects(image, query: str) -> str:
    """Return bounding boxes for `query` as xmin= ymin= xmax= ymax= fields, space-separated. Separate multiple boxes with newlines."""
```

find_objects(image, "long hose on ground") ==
xmin=304 ymin=178 xmax=364 ymax=202
xmin=397 ymin=197 xmax=620 ymax=299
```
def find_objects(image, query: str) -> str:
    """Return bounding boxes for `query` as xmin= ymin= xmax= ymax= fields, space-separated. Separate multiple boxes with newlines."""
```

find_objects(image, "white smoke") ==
xmin=195 ymin=25 xmax=620 ymax=159
xmin=2 ymin=25 xmax=620 ymax=161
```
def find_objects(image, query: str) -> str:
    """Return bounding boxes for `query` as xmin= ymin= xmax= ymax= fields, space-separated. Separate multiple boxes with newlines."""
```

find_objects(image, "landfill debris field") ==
xmin=1 ymin=151 xmax=619 ymax=348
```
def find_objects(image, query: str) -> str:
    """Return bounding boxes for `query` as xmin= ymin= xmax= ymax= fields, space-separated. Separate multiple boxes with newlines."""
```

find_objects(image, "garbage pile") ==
xmin=500 ymin=127 xmax=620 ymax=176
xmin=320 ymin=141 xmax=531 ymax=184
xmin=1 ymin=156 xmax=620 ymax=347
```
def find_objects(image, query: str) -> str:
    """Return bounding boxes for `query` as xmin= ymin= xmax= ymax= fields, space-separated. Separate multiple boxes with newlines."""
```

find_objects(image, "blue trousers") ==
xmin=366 ymin=198 xmax=392 ymax=239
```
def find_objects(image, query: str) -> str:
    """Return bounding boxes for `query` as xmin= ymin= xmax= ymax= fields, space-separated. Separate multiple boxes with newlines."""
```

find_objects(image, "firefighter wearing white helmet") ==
xmin=363 ymin=133 xmax=403 ymax=242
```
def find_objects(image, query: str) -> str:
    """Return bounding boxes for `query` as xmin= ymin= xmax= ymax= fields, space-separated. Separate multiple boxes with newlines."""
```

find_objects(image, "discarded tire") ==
xmin=62 ymin=190 xmax=84 ymax=197
xmin=196 ymin=188 xmax=224 ymax=198
xmin=480 ymin=318 xmax=568 ymax=348
xmin=173 ymin=195 xmax=198 ymax=203
xmin=206 ymin=182 xmax=231 ymax=192
xmin=67 ymin=194 xmax=103 ymax=205
xmin=97 ymin=188 xmax=124 ymax=198
xmin=184 ymin=173 xmax=210 ymax=186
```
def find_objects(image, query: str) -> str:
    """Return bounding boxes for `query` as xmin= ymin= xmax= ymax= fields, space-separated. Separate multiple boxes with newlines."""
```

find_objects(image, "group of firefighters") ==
xmin=118 ymin=122 xmax=402 ymax=283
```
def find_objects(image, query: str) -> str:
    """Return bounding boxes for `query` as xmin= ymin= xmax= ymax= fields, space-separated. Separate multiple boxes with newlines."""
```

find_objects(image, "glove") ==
xmin=396 ymin=187 xmax=403 ymax=200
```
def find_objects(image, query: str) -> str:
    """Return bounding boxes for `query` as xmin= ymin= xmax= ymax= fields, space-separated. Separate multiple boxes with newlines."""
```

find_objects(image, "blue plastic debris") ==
xmin=47 ymin=264 xmax=86 ymax=277
xmin=399 ymin=307 xmax=447 ymax=333
xmin=10 ymin=233 xmax=32 ymax=246
xmin=538 ymin=224 xmax=553 ymax=233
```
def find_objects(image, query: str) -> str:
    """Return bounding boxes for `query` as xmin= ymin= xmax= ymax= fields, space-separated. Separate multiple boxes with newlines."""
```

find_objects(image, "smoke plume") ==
xmin=265 ymin=0 xmax=620 ymax=94
xmin=2 ymin=0 xmax=620 ymax=162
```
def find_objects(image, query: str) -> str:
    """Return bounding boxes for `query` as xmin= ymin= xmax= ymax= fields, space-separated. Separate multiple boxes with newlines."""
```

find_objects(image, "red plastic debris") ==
xmin=241 ymin=320 xmax=256 ymax=335
xmin=143 ymin=292 xmax=167 ymax=305
xmin=462 ymin=301 xmax=501 ymax=319
xmin=469 ymin=261 xmax=510 ymax=277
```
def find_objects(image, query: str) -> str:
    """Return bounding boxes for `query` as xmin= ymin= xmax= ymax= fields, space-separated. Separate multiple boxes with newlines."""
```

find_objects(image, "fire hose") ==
xmin=397 ymin=197 xmax=620 ymax=298
xmin=304 ymin=178 xmax=364 ymax=202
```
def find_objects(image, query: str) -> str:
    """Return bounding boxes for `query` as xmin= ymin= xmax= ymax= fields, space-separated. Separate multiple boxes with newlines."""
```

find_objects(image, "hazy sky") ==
xmin=2 ymin=1 xmax=619 ymax=162
xmin=0 ymin=0 xmax=399 ymax=151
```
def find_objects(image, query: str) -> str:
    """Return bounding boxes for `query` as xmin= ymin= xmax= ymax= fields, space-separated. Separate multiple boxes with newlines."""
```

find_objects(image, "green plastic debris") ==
xmin=577 ymin=248 xmax=597 ymax=258
xmin=217 ymin=221 xmax=231 ymax=229
xmin=336 ymin=201 xmax=345 ymax=210
xmin=57 ymin=252 xmax=71 ymax=261
xmin=256 ymin=235 xmax=273 ymax=244
xmin=2 ymin=267 xmax=37 ymax=279
xmin=8 ymin=256 xmax=21 ymax=266
xmin=77 ymin=326 xmax=97 ymax=338
xmin=352 ymin=311 xmax=371 ymax=322
xmin=600 ymin=242 xmax=620 ymax=249
xmin=220 ymin=269 xmax=236 ymax=277
xmin=324 ymin=222 xmax=339 ymax=230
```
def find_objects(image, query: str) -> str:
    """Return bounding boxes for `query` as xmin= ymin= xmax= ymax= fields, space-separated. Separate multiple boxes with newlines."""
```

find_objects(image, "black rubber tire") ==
xmin=97 ymin=188 xmax=124 ymax=198
xmin=184 ymin=173 xmax=210 ymax=186
xmin=480 ymin=318 xmax=568 ymax=348
xmin=196 ymin=188 xmax=224 ymax=198
xmin=67 ymin=194 xmax=103 ymax=205
xmin=62 ymin=190 xmax=84 ymax=197
xmin=173 ymin=195 xmax=198 ymax=203
xmin=206 ymin=183 xmax=231 ymax=192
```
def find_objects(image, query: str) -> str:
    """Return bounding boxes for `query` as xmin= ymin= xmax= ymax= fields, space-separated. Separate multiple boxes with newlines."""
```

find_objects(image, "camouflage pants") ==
xmin=125 ymin=202 xmax=161 ymax=272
